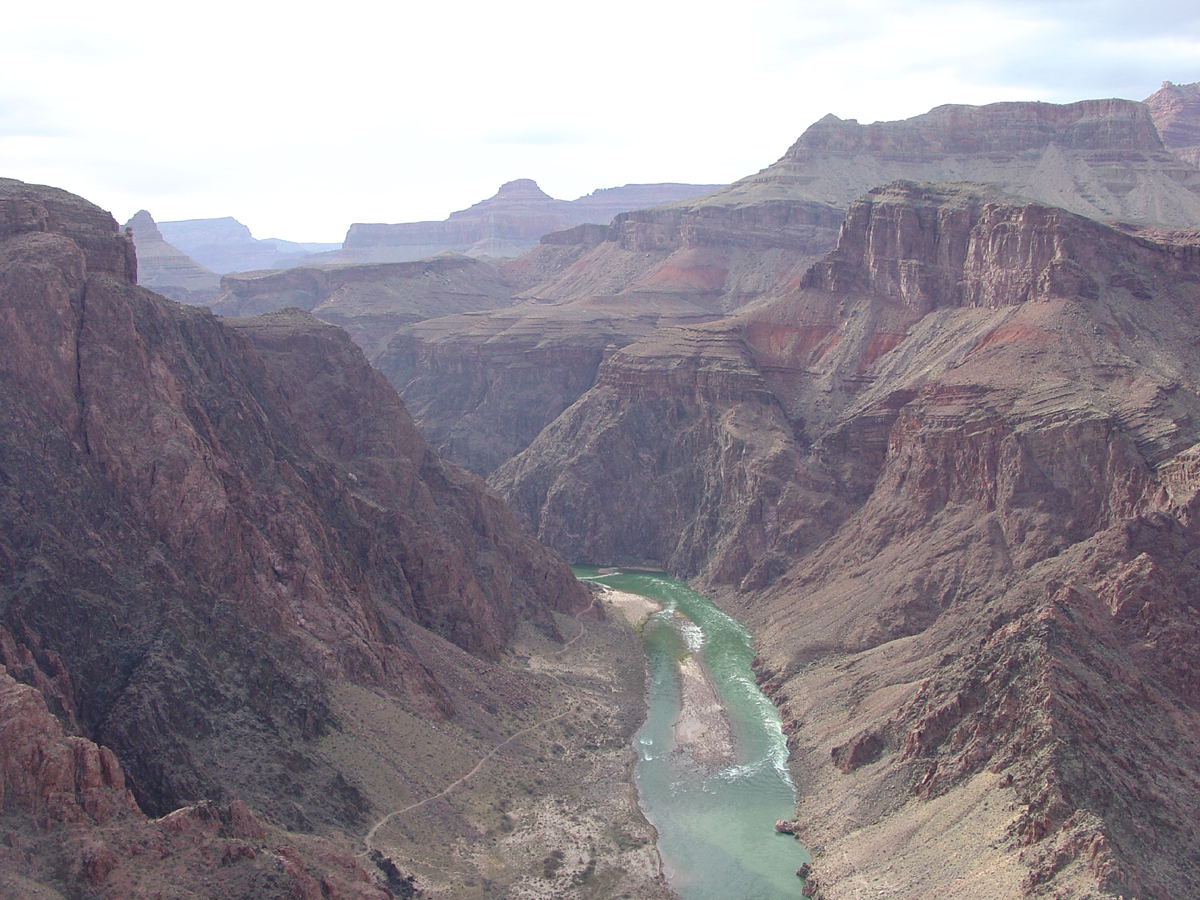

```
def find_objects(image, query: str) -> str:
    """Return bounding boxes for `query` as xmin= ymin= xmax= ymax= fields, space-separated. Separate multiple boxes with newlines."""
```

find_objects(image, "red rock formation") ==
xmin=374 ymin=193 xmax=843 ymax=476
xmin=0 ymin=660 xmax=390 ymax=899
xmin=1144 ymin=80 xmax=1200 ymax=167
xmin=0 ymin=176 xmax=587 ymax=838
xmin=492 ymin=181 xmax=1200 ymax=897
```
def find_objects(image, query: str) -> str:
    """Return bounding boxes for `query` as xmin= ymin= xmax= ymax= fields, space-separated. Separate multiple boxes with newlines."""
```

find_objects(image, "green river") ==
xmin=575 ymin=568 xmax=809 ymax=899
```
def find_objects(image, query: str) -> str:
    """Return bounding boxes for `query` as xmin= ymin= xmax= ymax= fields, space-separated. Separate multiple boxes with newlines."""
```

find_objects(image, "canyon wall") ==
xmin=1145 ymin=80 xmax=1200 ymax=168
xmin=123 ymin=209 xmax=222 ymax=305
xmin=492 ymin=181 xmax=1200 ymax=898
xmin=380 ymin=97 xmax=1200 ymax=483
xmin=339 ymin=178 xmax=722 ymax=263
xmin=0 ymin=177 xmax=589 ymax=897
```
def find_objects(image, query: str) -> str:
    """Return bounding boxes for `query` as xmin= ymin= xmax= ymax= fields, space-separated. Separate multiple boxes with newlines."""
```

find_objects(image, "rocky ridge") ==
xmin=339 ymin=178 xmax=723 ymax=263
xmin=720 ymin=97 xmax=1200 ymax=228
xmin=1144 ymin=80 xmax=1200 ymax=167
xmin=0 ymin=177 xmax=659 ymax=899
xmin=376 ymin=96 xmax=1200 ymax=483
xmin=491 ymin=180 xmax=1200 ymax=898
xmin=123 ymin=210 xmax=222 ymax=305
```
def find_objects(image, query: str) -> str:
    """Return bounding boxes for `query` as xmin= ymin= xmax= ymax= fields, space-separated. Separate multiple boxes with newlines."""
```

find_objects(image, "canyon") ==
xmin=493 ymin=181 xmax=1200 ymax=898
xmin=0 ymin=177 xmax=666 ymax=899
xmin=6 ymin=81 xmax=1200 ymax=900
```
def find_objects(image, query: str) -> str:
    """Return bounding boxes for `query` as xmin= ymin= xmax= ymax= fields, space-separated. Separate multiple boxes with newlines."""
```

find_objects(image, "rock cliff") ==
xmin=374 ymin=193 xmax=845 ymax=476
xmin=716 ymin=97 xmax=1200 ymax=228
xmin=0 ymin=177 xmax=591 ymax=896
xmin=379 ymin=96 xmax=1200 ymax=484
xmin=123 ymin=210 xmax=222 ymax=305
xmin=1144 ymin=80 xmax=1200 ymax=167
xmin=492 ymin=181 xmax=1200 ymax=897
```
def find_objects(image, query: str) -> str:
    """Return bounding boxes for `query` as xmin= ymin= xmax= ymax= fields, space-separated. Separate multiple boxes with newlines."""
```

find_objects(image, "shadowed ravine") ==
xmin=576 ymin=568 xmax=810 ymax=899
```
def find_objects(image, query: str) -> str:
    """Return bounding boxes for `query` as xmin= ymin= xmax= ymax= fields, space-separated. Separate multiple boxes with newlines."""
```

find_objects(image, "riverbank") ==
xmin=325 ymin=604 xmax=673 ymax=900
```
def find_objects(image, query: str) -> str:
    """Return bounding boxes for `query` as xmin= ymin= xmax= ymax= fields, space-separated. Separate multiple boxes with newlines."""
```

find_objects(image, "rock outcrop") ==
xmin=0 ymin=656 xmax=391 ymax=899
xmin=491 ymin=181 xmax=1200 ymax=897
xmin=339 ymin=178 xmax=723 ymax=263
xmin=123 ymin=210 xmax=222 ymax=304
xmin=719 ymin=97 xmax=1200 ymax=228
xmin=157 ymin=216 xmax=341 ymax=274
xmin=378 ymin=96 xmax=1200 ymax=483
xmin=0 ymin=176 xmax=587 ymax=890
xmin=375 ymin=193 xmax=845 ymax=476
xmin=209 ymin=253 xmax=518 ymax=358
xmin=1144 ymin=80 xmax=1200 ymax=167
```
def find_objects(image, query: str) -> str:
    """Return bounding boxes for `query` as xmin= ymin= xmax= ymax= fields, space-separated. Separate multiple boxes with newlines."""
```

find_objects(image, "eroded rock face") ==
xmin=492 ymin=181 xmax=1200 ymax=897
xmin=735 ymin=97 xmax=1200 ymax=228
xmin=376 ymin=194 xmax=845 ymax=476
xmin=1145 ymin=80 xmax=1200 ymax=167
xmin=209 ymin=253 xmax=518 ymax=359
xmin=381 ymin=96 xmax=1200 ymax=486
xmin=0 ymin=658 xmax=390 ymax=899
xmin=123 ymin=209 xmax=222 ymax=305
xmin=0 ymin=177 xmax=587 ymax=836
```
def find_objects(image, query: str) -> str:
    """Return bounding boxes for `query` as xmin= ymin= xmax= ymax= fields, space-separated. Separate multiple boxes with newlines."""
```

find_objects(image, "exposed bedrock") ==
xmin=0 ymin=178 xmax=586 ymax=836
xmin=492 ymin=181 xmax=1200 ymax=896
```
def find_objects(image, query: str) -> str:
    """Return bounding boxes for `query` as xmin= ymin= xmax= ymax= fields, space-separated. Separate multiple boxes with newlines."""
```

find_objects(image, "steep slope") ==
xmin=374 ymin=194 xmax=845 ymax=476
xmin=718 ymin=97 xmax=1200 ymax=228
xmin=0 ymin=177 xmax=660 ymax=898
xmin=123 ymin=209 xmax=222 ymax=304
xmin=1144 ymin=79 xmax=1200 ymax=167
xmin=380 ymin=97 xmax=1200 ymax=482
xmin=492 ymin=181 xmax=1200 ymax=897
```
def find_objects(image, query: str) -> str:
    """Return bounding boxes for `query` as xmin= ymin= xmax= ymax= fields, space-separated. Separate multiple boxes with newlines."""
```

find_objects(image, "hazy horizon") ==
xmin=3 ymin=0 xmax=1198 ymax=242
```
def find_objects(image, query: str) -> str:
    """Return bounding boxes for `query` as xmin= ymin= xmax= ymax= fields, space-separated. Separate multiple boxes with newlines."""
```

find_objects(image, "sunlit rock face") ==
xmin=1145 ymin=80 xmax=1200 ymax=168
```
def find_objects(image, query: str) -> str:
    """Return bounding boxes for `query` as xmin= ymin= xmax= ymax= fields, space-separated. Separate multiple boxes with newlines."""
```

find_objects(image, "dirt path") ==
xmin=363 ymin=599 xmax=599 ymax=851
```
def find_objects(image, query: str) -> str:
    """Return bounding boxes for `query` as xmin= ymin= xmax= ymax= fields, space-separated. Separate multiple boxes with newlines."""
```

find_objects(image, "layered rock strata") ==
xmin=123 ymin=209 xmax=222 ymax=304
xmin=209 ymin=254 xmax=517 ymax=358
xmin=380 ymin=96 xmax=1200 ymax=484
xmin=375 ymin=194 xmax=845 ymax=476
xmin=0 ymin=177 xmax=589 ymax=897
xmin=718 ymin=97 xmax=1200 ymax=227
xmin=339 ymin=178 xmax=722 ymax=263
xmin=1144 ymin=80 xmax=1200 ymax=167
xmin=492 ymin=181 xmax=1200 ymax=897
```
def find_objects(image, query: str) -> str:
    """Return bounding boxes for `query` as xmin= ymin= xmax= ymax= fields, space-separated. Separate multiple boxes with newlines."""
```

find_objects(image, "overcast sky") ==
xmin=3 ymin=0 xmax=1198 ymax=242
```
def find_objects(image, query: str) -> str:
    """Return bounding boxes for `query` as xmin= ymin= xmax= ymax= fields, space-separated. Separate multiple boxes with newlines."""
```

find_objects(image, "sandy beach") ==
xmin=599 ymin=585 xmax=663 ymax=629
xmin=598 ymin=584 xmax=737 ymax=772
xmin=672 ymin=653 xmax=736 ymax=770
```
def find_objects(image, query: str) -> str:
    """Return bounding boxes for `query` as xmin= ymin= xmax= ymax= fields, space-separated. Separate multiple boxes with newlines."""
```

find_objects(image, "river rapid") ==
xmin=575 ymin=568 xmax=810 ymax=900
